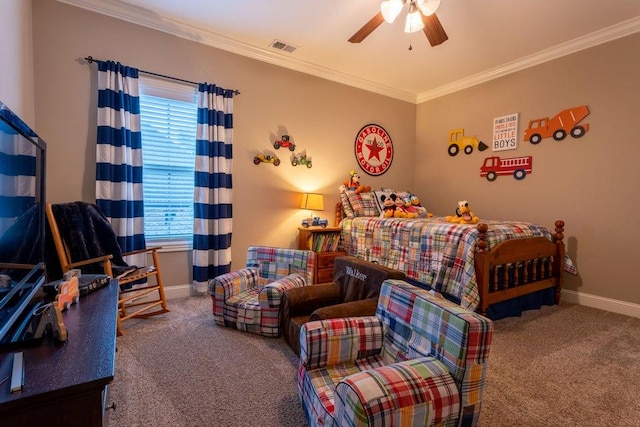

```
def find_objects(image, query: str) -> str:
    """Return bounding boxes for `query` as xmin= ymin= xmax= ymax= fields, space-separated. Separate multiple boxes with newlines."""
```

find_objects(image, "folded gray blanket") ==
xmin=49 ymin=201 xmax=130 ymax=277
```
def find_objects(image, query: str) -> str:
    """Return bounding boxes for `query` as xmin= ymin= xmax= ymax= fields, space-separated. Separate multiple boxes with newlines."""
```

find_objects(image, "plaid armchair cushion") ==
xmin=300 ymin=316 xmax=384 ymax=370
xmin=334 ymin=357 xmax=460 ymax=426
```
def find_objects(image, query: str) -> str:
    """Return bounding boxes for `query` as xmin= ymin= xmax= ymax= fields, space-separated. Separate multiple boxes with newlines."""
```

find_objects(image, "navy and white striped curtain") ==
xmin=95 ymin=61 xmax=146 ymax=261
xmin=193 ymin=83 xmax=233 ymax=292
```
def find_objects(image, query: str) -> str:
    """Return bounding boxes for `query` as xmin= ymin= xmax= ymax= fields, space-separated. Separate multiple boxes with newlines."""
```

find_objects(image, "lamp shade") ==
xmin=300 ymin=193 xmax=324 ymax=211
xmin=417 ymin=0 xmax=441 ymax=16
xmin=381 ymin=0 xmax=404 ymax=23
xmin=404 ymin=5 xmax=425 ymax=33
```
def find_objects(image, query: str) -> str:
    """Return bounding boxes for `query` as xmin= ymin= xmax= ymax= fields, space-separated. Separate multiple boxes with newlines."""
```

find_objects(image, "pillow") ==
xmin=345 ymin=190 xmax=379 ymax=217
xmin=339 ymin=189 xmax=355 ymax=218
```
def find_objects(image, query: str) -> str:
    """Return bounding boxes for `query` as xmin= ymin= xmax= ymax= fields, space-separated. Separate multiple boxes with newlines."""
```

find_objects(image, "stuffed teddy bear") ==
xmin=445 ymin=200 xmax=479 ymax=224
xmin=344 ymin=170 xmax=371 ymax=194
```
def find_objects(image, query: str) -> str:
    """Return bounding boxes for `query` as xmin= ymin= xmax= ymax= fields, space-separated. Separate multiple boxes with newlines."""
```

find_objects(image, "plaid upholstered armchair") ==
xmin=297 ymin=279 xmax=494 ymax=427
xmin=208 ymin=246 xmax=314 ymax=337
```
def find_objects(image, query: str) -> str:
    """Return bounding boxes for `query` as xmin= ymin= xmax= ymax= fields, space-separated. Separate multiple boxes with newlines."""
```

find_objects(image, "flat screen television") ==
xmin=0 ymin=100 xmax=47 ymax=345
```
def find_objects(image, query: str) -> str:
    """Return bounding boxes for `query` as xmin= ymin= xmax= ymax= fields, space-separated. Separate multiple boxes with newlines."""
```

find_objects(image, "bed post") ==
xmin=552 ymin=220 xmax=565 ymax=305
xmin=475 ymin=223 xmax=489 ymax=315
xmin=335 ymin=202 xmax=343 ymax=227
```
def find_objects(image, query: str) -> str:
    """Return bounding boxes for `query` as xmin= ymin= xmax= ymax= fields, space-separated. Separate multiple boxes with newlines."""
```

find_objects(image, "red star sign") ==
xmin=354 ymin=124 xmax=394 ymax=176
xmin=366 ymin=137 xmax=384 ymax=161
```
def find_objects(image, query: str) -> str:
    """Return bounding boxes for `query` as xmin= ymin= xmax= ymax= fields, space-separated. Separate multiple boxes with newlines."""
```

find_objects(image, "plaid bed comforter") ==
xmin=341 ymin=216 xmax=567 ymax=310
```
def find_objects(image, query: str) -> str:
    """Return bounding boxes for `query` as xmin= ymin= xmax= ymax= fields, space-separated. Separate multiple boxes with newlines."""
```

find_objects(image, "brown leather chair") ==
xmin=281 ymin=256 xmax=405 ymax=355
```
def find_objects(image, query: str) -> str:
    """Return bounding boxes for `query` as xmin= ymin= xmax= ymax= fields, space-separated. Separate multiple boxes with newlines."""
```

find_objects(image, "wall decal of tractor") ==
xmin=447 ymin=129 xmax=489 ymax=156
xmin=524 ymin=105 xmax=590 ymax=144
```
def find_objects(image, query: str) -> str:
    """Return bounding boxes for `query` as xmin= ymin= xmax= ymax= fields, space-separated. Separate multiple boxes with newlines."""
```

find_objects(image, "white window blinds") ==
xmin=139 ymin=77 xmax=197 ymax=247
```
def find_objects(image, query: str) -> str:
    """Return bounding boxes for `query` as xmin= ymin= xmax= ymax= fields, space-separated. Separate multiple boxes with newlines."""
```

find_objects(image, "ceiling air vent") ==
xmin=269 ymin=39 xmax=297 ymax=53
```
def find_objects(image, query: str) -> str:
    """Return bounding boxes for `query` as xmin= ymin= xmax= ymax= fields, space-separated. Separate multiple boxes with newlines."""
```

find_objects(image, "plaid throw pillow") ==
xmin=346 ymin=190 xmax=379 ymax=217
xmin=338 ymin=185 xmax=354 ymax=218
xmin=340 ymin=190 xmax=355 ymax=218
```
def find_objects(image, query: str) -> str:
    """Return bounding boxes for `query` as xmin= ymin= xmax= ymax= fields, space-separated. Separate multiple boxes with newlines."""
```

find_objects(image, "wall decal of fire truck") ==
xmin=480 ymin=155 xmax=532 ymax=181
xmin=524 ymin=105 xmax=590 ymax=144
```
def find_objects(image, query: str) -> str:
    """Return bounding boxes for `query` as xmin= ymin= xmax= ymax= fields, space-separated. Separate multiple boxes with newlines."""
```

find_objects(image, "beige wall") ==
xmin=29 ymin=0 xmax=640 ymax=310
xmin=416 ymin=33 xmax=640 ymax=306
xmin=31 ymin=0 xmax=416 ymax=293
xmin=0 ymin=0 xmax=35 ymax=124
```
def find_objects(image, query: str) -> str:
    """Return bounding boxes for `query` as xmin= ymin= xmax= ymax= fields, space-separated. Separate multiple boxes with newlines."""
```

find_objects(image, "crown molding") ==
xmin=57 ymin=1 xmax=639 ymax=105
xmin=416 ymin=16 xmax=640 ymax=103
xmin=56 ymin=0 xmax=418 ymax=103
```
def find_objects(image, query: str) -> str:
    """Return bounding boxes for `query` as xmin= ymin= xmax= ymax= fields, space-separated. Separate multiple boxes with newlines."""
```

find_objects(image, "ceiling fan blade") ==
xmin=348 ymin=12 xmax=385 ymax=43
xmin=422 ymin=13 xmax=448 ymax=47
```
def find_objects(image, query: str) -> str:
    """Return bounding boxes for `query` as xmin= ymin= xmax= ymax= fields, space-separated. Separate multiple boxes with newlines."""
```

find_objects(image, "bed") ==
xmin=335 ymin=189 xmax=575 ymax=317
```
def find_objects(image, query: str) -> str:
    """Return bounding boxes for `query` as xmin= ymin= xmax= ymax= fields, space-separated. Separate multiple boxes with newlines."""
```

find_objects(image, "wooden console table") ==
xmin=0 ymin=281 xmax=118 ymax=426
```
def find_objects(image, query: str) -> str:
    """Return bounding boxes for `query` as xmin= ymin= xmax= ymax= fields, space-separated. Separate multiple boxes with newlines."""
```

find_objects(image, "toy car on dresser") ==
xmin=301 ymin=217 xmax=328 ymax=228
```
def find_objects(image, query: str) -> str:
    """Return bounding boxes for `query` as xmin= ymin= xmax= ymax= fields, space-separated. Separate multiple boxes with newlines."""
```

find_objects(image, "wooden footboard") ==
xmin=474 ymin=220 xmax=565 ymax=315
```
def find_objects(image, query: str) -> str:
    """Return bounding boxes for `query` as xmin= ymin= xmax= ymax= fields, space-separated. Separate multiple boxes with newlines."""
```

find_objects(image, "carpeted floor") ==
xmin=108 ymin=296 xmax=640 ymax=427
xmin=108 ymin=296 xmax=304 ymax=427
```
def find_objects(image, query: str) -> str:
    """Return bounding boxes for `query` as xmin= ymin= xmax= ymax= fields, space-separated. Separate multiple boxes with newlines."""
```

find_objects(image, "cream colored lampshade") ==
xmin=417 ymin=0 xmax=441 ymax=16
xmin=300 ymin=193 xmax=324 ymax=211
xmin=404 ymin=4 xmax=425 ymax=33
xmin=381 ymin=0 xmax=403 ymax=23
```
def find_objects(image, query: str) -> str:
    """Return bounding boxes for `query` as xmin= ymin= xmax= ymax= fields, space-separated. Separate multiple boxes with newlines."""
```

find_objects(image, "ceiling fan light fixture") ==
xmin=404 ymin=5 xmax=425 ymax=33
xmin=417 ymin=0 xmax=441 ymax=16
xmin=380 ymin=0 xmax=404 ymax=23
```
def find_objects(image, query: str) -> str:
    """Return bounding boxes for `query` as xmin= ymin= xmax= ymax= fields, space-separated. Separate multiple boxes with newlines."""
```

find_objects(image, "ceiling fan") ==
xmin=348 ymin=0 xmax=448 ymax=47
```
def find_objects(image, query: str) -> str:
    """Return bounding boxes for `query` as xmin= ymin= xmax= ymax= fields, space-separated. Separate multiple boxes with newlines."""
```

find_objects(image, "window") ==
xmin=139 ymin=77 xmax=197 ymax=250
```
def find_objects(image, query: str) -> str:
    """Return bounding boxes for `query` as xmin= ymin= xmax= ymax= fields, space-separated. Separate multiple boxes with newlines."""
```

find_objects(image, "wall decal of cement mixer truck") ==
xmin=524 ymin=105 xmax=590 ymax=144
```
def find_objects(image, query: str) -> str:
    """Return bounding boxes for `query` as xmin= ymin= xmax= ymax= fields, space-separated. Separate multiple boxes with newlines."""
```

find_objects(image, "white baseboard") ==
xmin=561 ymin=289 xmax=640 ymax=319
xmin=128 ymin=284 xmax=195 ymax=301
xmin=164 ymin=284 xmax=194 ymax=300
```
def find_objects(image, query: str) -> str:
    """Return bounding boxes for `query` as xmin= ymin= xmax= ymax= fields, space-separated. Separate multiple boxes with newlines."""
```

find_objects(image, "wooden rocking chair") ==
xmin=46 ymin=202 xmax=169 ymax=336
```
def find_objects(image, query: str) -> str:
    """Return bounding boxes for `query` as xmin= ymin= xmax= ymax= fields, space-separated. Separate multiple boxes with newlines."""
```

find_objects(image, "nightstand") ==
xmin=298 ymin=227 xmax=345 ymax=284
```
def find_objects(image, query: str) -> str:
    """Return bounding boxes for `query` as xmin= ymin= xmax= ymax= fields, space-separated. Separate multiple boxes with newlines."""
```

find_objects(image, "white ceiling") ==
xmin=59 ymin=0 xmax=640 ymax=103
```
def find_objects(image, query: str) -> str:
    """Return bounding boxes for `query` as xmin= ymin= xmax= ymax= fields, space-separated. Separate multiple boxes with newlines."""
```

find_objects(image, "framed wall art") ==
xmin=354 ymin=124 xmax=393 ymax=176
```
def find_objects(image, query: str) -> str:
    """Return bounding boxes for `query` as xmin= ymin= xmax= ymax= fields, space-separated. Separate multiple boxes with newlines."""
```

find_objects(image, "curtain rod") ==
xmin=84 ymin=56 xmax=241 ymax=95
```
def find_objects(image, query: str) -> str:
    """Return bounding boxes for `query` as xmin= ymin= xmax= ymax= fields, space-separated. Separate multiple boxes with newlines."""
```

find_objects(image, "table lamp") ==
xmin=300 ymin=193 xmax=324 ymax=223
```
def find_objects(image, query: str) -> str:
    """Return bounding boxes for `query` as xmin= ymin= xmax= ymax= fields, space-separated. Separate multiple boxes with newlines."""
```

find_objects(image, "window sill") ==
xmin=145 ymin=239 xmax=192 ymax=253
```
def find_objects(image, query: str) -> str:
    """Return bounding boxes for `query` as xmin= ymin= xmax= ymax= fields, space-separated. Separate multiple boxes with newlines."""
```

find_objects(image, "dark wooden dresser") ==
xmin=0 ymin=281 xmax=118 ymax=426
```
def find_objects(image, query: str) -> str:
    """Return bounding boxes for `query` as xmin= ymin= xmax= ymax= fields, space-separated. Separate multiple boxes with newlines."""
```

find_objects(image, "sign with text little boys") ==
xmin=492 ymin=113 xmax=519 ymax=152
